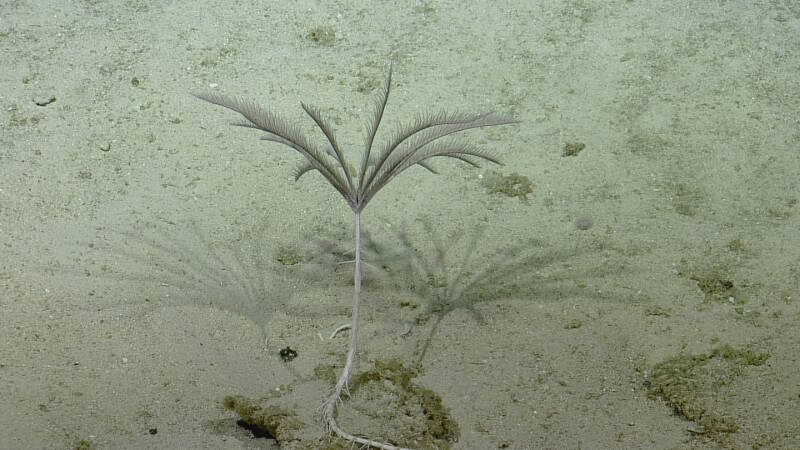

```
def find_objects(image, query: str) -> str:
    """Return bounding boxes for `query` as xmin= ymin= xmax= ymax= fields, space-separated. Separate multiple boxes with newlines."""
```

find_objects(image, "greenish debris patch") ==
xmin=647 ymin=345 xmax=770 ymax=438
xmin=672 ymin=182 xmax=704 ymax=218
xmin=74 ymin=439 xmax=96 ymax=450
xmin=349 ymin=359 xmax=460 ymax=449
xmin=306 ymin=26 xmax=336 ymax=46
xmin=690 ymin=271 xmax=744 ymax=304
xmin=355 ymin=68 xmax=381 ymax=93
xmin=562 ymin=142 xmax=586 ymax=157
xmin=711 ymin=344 xmax=770 ymax=366
xmin=644 ymin=305 xmax=671 ymax=317
xmin=223 ymin=395 xmax=303 ymax=441
xmin=276 ymin=245 xmax=302 ymax=266
xmin=676 ymin=259 xmax=747 ymax=305
xmin=482 ymin=171 xmax=533 ymax=202
xmin=313 ymin=364 xmax=337 ymax=385
xmin=727 ymin=238 xmax=746 ymax=253
xmin=232 ymin=359 xmax=459 ymax=448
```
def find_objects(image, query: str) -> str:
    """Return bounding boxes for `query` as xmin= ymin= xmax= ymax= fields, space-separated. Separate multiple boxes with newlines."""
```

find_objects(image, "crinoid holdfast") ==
xmin=195 ymin=62 xmax=517 ymax=449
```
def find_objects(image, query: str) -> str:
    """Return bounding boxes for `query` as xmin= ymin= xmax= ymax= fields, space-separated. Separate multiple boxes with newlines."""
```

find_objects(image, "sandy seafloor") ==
xmin=2 ymin=1 xmax=799 ymax=449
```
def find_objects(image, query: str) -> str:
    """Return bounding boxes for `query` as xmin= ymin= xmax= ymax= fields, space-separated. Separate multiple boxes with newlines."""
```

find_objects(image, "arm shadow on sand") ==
xmin=54 ymin=210 xmax=623 ymax=372
xmin=56 ymin=217 xmax=285 ymax=345
xmin=297 ymin=215 xmax=621 ymax=365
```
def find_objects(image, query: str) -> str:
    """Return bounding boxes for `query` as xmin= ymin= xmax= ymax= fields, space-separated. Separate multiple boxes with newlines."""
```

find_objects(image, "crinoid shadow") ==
xmin=71 ymin=216 xmax=291 ymax=342
xmin=391 ymin=218 xmax=591 ymax=363
xmin=294 ymin=215 xmax=617 ymax=363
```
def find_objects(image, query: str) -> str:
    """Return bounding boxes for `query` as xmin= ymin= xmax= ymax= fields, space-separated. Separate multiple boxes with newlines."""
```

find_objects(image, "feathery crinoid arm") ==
xmin=300 ymin=102 xmax=354 ymax=193
xmin=357 ymin=62 xmax=393 ymax=194
xmin=359 ymin=111 xmax=518 ymax=209
xmin=193 ymin=92 xmax=352 ymax=201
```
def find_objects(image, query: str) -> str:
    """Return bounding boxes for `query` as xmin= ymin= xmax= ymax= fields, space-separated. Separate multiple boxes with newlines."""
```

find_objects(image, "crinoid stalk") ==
xmin=195 ymin=62 xmax=517 ymax=449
